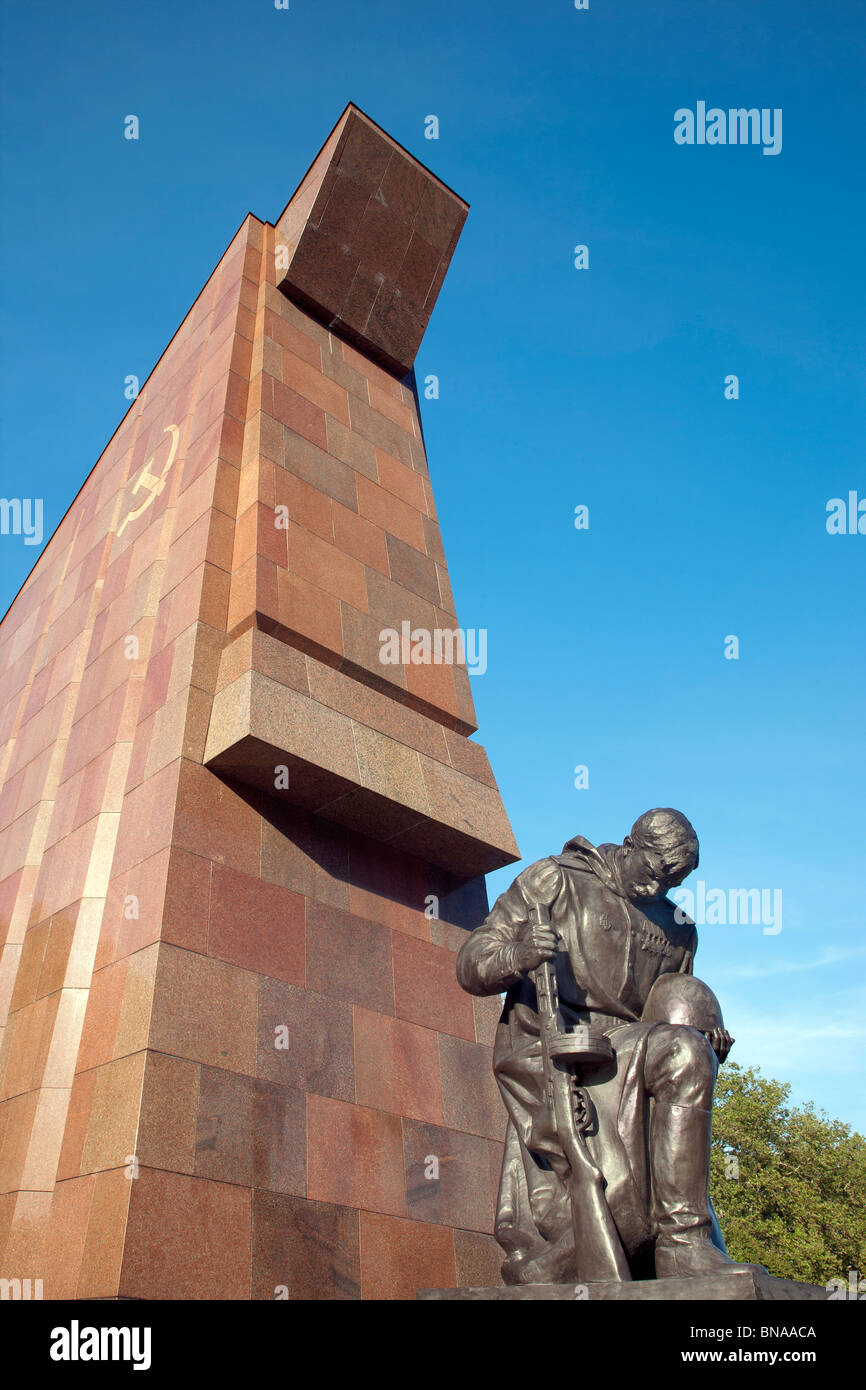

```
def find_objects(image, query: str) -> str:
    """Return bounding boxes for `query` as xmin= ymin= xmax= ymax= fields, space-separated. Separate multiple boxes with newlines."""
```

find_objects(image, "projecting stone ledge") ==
xmin=418 ymin=1273 xmax=830 ymax=1301
xmin=274 ymin=103 xmax=468 ymax=376
xmin=203 ymin=631 xmax=519 ymax=879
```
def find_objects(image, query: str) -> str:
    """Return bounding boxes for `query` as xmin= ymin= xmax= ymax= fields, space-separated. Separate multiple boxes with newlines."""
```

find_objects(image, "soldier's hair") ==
xmin=629 ymin=808 xmax=699 ymax=870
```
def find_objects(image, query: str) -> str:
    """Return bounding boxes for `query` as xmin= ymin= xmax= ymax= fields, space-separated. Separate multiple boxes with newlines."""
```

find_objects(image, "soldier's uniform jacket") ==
xmin=457 ymin=836 xmax=697 ymax=1032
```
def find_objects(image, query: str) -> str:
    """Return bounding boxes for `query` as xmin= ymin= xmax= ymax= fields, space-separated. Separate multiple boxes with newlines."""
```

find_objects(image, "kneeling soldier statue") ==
xmin=457 ymin=807 xmax=763 ymax=1286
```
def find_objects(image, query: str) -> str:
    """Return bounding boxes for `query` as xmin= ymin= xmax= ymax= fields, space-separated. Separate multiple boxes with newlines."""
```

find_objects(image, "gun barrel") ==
xmin=526 ymin=901 xmax=630 ymax=1282
xmin=527 ymin=903 xmax=559 ymax=1022
xmin=533 ymin=959 xmax=557 ymax=1021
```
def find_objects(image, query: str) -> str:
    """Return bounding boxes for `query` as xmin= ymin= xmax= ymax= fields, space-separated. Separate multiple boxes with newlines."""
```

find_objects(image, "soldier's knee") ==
xmin=646 ymin=1022 xmax=717 ymax=1103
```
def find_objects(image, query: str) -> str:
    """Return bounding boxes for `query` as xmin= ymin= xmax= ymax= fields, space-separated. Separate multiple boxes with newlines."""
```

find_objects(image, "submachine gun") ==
xmin=528 ymin=902 xmax=631 ymax=1283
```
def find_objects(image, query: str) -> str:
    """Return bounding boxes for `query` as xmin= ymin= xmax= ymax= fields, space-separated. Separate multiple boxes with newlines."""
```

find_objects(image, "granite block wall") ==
xmin=0 ymin=105 xmax=518 ymax=1299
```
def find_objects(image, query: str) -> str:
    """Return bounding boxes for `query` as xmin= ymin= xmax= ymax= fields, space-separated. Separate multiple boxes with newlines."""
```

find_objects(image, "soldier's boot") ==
xmin=651 ymin=1101 xmax=764 ymax=1278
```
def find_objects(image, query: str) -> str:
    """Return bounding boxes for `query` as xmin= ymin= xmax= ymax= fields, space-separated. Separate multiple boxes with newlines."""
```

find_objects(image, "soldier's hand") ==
xmin=515 ymin=922 xmax=558 ymax=973
xmin=705 ymin=1027 xmax=734 ymax=1063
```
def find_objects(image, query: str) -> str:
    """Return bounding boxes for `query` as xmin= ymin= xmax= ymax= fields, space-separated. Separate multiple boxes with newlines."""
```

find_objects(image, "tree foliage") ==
xmin=710 ymin=1062 xmax=866 ymax=1287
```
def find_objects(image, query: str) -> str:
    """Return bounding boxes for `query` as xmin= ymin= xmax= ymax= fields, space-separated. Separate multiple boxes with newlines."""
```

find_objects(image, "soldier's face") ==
xmin=622 ymin=843 xmax=694 ymax=902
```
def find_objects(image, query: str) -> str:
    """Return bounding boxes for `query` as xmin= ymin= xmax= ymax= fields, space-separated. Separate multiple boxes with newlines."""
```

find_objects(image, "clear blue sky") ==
xmin=1 ymin=1 xmax=863 ymax=1130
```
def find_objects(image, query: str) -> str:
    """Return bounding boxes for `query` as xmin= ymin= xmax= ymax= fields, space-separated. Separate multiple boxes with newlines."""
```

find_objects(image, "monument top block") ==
xmin=274 ymin=104 xmax=468 ymax=376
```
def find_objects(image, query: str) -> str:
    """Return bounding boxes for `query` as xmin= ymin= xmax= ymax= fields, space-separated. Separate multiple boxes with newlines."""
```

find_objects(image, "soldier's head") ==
xmin=619 ymin=808 xmax=699 ymax=903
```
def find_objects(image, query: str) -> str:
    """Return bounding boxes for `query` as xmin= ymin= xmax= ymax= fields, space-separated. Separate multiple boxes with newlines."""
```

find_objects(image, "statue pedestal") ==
xmin=419 ymin=1271 xmax=830 ymax=1301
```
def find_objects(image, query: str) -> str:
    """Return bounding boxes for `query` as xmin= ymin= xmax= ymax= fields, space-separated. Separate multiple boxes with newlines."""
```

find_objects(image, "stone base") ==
xmin=419 ymin=1271 xmax=829 ymax=1301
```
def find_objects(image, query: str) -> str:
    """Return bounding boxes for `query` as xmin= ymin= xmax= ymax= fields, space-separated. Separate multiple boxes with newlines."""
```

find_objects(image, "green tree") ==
xmin=710 ymin=1062 xmax=866 ymax=1287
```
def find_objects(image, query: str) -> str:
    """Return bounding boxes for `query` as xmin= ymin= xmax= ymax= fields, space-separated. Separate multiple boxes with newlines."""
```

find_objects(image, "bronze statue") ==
xmin=457 ymin=808 xmax=762 ymax=1286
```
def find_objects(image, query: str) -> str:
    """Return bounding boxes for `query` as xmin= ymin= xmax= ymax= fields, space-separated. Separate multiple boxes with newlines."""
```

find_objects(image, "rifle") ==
xmin=528 ymin=902 xmax=631 ymax=1283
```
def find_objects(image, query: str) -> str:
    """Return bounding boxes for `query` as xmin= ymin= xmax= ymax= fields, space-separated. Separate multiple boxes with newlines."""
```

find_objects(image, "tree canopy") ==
xmin=710 ymin=1062 xmax=866 ymax=1288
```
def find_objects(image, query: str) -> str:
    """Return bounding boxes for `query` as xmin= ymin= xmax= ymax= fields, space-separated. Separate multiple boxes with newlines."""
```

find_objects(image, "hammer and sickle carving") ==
xmin=117 ymin=423 xmax=180 ymax=536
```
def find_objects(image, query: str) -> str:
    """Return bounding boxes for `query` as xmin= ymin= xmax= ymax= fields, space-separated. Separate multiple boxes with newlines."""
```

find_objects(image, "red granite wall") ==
xmin=0 ymin=107 xmax=518 ymax=1298
xmin=231 ymin=241 xmax=475 ymax=735
xmin=0 ymin=210 xmax=257 ymax=1290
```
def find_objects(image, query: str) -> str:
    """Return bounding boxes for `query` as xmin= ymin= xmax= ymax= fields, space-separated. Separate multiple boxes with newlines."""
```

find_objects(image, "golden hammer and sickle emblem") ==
xmin=117 ymin=423 xmax=180 ymax=537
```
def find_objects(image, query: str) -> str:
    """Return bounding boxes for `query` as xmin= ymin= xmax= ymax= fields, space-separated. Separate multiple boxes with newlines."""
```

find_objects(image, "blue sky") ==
xmin=1 ymin=1 xmax=863 ymax=1130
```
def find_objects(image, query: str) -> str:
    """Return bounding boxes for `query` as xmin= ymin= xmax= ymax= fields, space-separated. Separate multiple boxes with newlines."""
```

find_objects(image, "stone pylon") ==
xmin=0 ymin=105 xmax=518 ymax=1300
